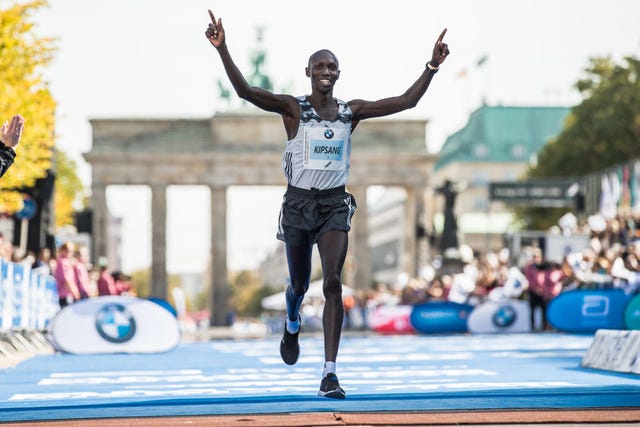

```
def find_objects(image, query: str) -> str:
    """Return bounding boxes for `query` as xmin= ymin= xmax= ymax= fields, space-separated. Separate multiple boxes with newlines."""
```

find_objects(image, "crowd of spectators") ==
xmin=4 ymin=212 xmax=640 ymax=330
xmin=0 ymin=234 xmax=135 ymax=310
xmin=341 ymin=213 xmax=640 ymax=331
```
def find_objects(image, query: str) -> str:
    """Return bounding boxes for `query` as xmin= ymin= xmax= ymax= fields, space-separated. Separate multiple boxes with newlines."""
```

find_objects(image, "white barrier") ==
xmin=581 ymin=329 xmax=640 ymax=374
xmin=0 ymin=259 xmax=59 ymax=331
xmin=50 ymin=296 xmax=181 ymax=354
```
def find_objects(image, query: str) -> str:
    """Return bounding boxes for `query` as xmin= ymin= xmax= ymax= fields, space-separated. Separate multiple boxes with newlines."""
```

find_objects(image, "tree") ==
xmin=530 ymin=56 xmax=640 ymax=178
xmin=53 ymin=149 xmax=86 ymax=227
xmin=130 ymin=267 xmax=183 ymax=308
xmin=520 ymin=55 xmax=640 ymax=229
xmin=0 ymin=0 xmax=56 ymax=213
xmin=230 ymin=270 xmax=277 ymax=317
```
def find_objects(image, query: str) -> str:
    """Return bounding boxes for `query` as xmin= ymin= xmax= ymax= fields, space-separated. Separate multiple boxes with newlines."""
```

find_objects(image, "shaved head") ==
xmin=308 ymin=49 xmax=339 ymax=68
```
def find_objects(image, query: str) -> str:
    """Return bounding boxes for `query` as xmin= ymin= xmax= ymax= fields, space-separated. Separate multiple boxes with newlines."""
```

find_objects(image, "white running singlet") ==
xmin=281 ymin=96 xmax=353 ymax=190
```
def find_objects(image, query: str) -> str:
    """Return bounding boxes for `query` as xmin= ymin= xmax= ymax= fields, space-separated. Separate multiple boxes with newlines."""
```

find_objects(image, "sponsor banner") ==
xmin=547 ymin=289 xmax=631 ymax=333
xmin=0 ymin=259 xmax=57 ymax=331
xmin=12 ymin=262 xmax=26 ymax=328
xmin=624 ymin=294 xmax=640 ymax=330
xmin=50 ymin=296 xmax=180 ymax=354
xmin=368 ymin=305 xmax=415 ymax=334
xmin=410 ymin=302 xmax=474 ymax=334
xmin=489 ymin=180 xmax=576 ymax=207
xmin=1 ymin=260 xmax=13 ymax=330
xmin=468 ymin=300 xmax=531 ymax=334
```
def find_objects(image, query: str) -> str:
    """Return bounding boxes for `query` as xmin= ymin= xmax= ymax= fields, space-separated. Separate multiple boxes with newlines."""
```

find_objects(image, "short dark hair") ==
xmin=308 ymin=49 xmax=339 ymax=68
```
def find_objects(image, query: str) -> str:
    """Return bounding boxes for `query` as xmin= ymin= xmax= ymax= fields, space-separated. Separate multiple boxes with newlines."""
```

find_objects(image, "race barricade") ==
xmin=0 ymin=259 xmax=59 ymax=332
xmin=548 ymin=288 xmax=639 ymax=333
xmin=406 ymin=289 xmax=640 ymax=335
xmin=0 ymin=259 xmax=58 ymax=366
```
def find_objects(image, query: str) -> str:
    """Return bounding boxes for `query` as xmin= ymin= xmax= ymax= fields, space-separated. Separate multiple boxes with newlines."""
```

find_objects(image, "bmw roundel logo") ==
xmin=95 ymin=303 xmax=137 ymax=343
xmin=324 ymin=129 xmax=334 ymax=139
xmin=492 ymin=305 xmax=517 ymax=328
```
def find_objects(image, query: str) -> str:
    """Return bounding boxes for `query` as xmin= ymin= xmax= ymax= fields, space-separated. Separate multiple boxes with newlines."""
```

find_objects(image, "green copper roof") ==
xmin=435 ymin=105 xmax=570 ymax=171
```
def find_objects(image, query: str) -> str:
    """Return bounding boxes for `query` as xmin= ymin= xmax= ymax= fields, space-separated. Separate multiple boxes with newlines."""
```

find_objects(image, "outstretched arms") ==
xmin=348 ymin=29 xmax=450 ymax=123
xmin=205 ymin=10 xmax=297 ymax=118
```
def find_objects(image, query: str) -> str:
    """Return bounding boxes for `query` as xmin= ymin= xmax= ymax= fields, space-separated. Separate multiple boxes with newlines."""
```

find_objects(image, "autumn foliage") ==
xmin=0 ymin=0 xmax=56 ymax=213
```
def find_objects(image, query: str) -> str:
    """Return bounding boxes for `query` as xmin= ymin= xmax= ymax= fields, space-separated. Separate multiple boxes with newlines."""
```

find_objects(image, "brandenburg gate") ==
xmin=84 ymin=111 xmax=435 ymax=325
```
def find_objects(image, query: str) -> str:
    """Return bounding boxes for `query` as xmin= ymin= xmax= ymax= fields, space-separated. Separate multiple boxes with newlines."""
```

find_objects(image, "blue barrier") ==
xmin=0 ymin=259 xmax=59 ymax=331
xmin=410 ymin=301 xmax=474 ymax=334
xmin=409 ymin=290 xmax=640 ymax=335
xmin=625 ymin=294 xmax=640 ymax=329
xmin=547 ymin=289 xmax=631 ymax=333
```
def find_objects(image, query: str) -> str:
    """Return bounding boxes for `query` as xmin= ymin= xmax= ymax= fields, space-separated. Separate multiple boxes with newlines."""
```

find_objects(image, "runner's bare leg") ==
xmin=285 ymin=243 xmax=313 ymax=322
xmin=317 ymin=230 xmax=348 ymax=362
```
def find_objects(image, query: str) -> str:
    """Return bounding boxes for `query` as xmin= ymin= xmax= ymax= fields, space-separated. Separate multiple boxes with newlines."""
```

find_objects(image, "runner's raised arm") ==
xmin=348 ymin=29 xmax=450 ymax=124
xmin=205 ymin=10 xmax=298 ymax=121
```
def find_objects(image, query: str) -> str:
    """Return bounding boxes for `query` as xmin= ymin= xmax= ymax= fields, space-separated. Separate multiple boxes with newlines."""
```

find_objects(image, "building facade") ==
xmin=430 ymin=104 xmax=571 ymax=253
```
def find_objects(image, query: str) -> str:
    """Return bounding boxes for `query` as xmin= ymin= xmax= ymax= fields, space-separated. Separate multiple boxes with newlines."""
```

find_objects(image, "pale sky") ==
xmin=30 ymin=0 xmax=640 ymax=273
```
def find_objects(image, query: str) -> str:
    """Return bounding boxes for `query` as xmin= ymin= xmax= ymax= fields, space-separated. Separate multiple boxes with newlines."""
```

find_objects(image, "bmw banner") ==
xmin=49 ymin=296 xmax=180 ymax=354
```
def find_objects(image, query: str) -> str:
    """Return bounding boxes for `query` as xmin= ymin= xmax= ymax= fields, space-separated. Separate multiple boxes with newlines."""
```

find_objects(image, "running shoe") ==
xmin=318 ymin=373 xmax=346 ymax=399
xmin=279 ymin=317 xmax=300 ymax=365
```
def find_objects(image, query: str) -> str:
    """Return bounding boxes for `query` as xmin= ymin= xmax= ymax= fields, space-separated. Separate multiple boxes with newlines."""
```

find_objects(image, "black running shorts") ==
xmin=277 ymin=185 xmax=357 ymax=246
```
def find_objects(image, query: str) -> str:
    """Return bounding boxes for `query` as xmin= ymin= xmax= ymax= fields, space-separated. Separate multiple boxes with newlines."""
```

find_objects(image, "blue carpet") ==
xmin=1 ymin=333 xmax=639 ymax=422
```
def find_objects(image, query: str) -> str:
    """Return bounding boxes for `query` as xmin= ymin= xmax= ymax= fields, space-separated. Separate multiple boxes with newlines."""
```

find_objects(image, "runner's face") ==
xmin=306 ymin=51 xmax=340 ymax=92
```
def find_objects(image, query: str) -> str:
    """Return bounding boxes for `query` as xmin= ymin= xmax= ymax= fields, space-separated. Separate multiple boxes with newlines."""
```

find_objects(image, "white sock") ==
xmin=322 ymin=361 xmax=336 ymax=378
xmin=286 ymin=316 xmax=300 ymax=334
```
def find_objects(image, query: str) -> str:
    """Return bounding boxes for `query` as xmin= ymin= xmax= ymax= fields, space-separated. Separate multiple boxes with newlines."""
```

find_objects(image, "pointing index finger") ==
xmin=208 ymin=9 xmax=217 ymax=24
xmin=437 ymin=28 xmax=447 ymax=43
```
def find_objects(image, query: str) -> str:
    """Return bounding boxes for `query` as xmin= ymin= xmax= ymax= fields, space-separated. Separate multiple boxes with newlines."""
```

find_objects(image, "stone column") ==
xmin=210 ymin=185 xmax=230 ymax=326
xmin=425 ymin=184 xmax=437 ymax=263
xmin=90 ymin=182 xmax=107 ymax=263
xmin=403 ymin=186 xmax=417 ymax=277
xmin=150 ymin=184 xmax=168 ymax=300
xmin=348 ymin=186 xmax=371 ymax=290
xmin=415 ymin=186 xmax=428 ymax=270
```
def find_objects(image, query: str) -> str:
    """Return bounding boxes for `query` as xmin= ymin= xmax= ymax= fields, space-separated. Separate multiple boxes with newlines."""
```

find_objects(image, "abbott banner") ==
xmin=49 ymin=296 xmax=180 ymax=354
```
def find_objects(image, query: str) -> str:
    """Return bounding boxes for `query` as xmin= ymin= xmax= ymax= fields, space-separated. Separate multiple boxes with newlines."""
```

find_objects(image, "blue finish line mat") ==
xmin=1 ymin=333 xmax=639 ymax=422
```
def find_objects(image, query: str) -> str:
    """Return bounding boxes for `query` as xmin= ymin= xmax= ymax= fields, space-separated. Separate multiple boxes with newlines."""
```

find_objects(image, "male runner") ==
xmin=205 ymin=10 xmax=449 ymax=399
